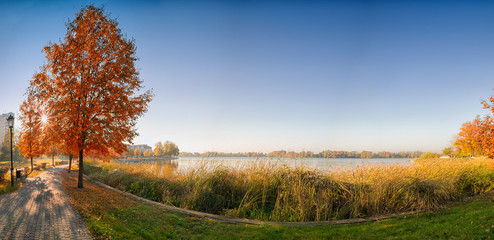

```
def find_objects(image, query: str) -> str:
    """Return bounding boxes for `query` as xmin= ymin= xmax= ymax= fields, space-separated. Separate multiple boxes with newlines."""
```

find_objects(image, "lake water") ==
xmin=166 ymin=157 xmax=414 ymax=172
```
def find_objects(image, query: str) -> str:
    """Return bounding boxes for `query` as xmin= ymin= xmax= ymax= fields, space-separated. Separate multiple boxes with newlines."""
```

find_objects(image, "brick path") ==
xmin=0 ymin=167 xmax=91 ymax=240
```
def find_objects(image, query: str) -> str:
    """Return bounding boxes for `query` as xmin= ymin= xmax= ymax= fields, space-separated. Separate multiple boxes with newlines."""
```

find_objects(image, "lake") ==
xmin=165 ymin=157 xmax=414 ymax=172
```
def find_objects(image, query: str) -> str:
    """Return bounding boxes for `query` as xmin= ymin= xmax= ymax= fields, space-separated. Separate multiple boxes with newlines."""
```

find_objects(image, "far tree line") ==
xmin=179 ymin=150 xmax=424 ymax=159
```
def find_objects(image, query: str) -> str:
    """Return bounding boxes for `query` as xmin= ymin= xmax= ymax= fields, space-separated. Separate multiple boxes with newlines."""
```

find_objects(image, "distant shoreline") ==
xmin=176 ymin=156 xmax=415 ymax=159
xmin=118 ymin=157 xmax=178 ymax=163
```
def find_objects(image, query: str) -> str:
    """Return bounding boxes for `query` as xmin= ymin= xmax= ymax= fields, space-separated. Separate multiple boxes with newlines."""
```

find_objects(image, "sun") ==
xmin=41 ymin=115 xmax=48 ymax=124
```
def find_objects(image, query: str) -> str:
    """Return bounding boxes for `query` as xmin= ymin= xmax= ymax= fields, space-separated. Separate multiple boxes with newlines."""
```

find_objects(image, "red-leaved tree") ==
xmin=455 ymin=115 xmax=494 ymax=157
xmin=28 ymin=5 xmax=153 ymax=188
xmin=18 ymin=94 xmax=45 ymax=172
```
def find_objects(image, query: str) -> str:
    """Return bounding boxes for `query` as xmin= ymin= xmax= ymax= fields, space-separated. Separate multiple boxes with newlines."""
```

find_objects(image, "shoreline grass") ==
xmin=85 ymin=157 xmax=494 ymax=222
xmin=62 ymin=170 xmax=494 ymax=239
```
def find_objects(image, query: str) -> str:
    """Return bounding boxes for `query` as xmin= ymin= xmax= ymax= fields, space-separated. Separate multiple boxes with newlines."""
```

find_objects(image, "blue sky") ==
xmin=1 ymin=0 xmax=493 ymax=153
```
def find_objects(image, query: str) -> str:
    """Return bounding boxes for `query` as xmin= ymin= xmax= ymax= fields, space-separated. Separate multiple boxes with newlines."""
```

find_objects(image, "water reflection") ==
xmin=118 ymin=157 xmax=414 ymax=173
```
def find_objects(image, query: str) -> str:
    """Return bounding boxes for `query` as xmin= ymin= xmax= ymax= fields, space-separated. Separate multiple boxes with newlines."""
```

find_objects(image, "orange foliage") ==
xmin=28 ymin=5 xmax=153 ymax=187
xmin=18 ymin=94 xmax=45 ymax=167
xmin=455 ymin=115 xmax=494 ymax=157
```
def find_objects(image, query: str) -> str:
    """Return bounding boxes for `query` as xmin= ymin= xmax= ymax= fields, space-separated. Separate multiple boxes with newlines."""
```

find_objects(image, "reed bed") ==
xmin=84 ymin=157 xmax=494 ymax=222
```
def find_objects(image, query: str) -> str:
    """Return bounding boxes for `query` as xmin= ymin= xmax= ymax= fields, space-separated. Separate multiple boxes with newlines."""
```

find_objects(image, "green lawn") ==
xmin=90 ymin=198 xmax=494 ymax=240
xmin=62 ymin=171 xmax=494 ymax=240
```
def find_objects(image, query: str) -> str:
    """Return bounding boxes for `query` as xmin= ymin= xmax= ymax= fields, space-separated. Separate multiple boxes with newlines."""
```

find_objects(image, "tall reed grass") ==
xmin=85 ymin=157 xmax=494 ymax=222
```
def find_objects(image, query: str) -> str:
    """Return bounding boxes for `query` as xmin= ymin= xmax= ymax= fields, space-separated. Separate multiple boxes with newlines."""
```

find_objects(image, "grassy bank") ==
xmin=0 ymin=163 xmax=53 ymax=195
xmin=85 ymin=157 xmax=494 ymax=222
xmin=0 ymin=179 xmax=22 ymax=195
xmin=62 ymin=170 xmax=494 ymax=239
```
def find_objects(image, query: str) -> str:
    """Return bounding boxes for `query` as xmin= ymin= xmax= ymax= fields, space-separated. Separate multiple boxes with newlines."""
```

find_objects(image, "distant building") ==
xmin=0 ymin=112 xmax=15 ymax=147
xmin=128 ymin=144 xmax=152 ymax=152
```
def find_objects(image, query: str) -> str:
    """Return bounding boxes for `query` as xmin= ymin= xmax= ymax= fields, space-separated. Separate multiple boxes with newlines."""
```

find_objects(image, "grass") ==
xmin=0 ymin=157 xmax=66 ymax=169
xmin=61 ymin=170 xmax=494 ymax=239
xmin=85 ymin=157 xmax=494 ymax=222
xmin=0 ymin=161 xmax=55 ymax=195
xmin=0 ymin=179 xmax=22 ymax=195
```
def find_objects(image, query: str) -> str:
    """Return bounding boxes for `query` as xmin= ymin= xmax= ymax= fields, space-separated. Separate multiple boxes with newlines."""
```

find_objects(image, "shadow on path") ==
xmin=0 ymin=167 xmax=91 ymax=240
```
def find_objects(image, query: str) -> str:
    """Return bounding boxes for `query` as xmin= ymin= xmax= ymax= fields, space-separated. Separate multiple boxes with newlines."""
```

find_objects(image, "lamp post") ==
xmin=7 ymin=115 xmax=14 ymax=187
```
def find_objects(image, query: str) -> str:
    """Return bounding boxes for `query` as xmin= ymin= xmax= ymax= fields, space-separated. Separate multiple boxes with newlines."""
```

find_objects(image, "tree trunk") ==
xmin=68 ymin=153 xmax=73 ymax=173
xmin=52 ymin=150 xmax=54 ymax=166
xmin=78 ymin=149 xmax=84 ymax=188
xmin=30 ymin=157 xmax=33 ymax=174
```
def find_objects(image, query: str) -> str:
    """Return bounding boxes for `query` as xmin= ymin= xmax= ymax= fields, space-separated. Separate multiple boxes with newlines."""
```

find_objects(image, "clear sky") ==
xmin=1 ymin=0 xmax=493 ymax=153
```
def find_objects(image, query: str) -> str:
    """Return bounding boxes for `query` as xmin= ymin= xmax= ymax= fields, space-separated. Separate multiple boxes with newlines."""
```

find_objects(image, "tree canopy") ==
xmin=453 ymin=90 xmax=494 ymax=158
xmin=151 ymin=141 xmax=179 ymax=157
xmin=455 ymin=115 xmax=494 ymax=158
xmin=18 ymin=95 xmax=45 ymax=170
xmin=27 ymin=5 xmax=153 ymax=187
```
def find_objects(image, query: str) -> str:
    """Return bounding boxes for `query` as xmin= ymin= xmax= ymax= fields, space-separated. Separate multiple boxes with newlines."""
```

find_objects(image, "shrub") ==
xmin=0 ymin=167 xmax=9 ymax=183
xmin=419 ymin=152 xmax=440 ymax=159
xmin=396 ymin=178 xmax=452 ymax=211
xmin=456 ymin=169 xmax=494 ymax=195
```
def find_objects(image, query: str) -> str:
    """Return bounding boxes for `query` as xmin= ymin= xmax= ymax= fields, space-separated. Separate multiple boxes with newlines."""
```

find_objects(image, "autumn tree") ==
xmin=28 ymin=5 xmax=153 ymax=188
xmin=18 ymin=95 xmax=45 ymax=171
xmin=133 ymin=148 xmax=141 ymax=157
xmin=43 ymin=124 xmax=59 ymax=166
xmin=454 ymin=115 xmax=494 ymax=157
xmin=163 ymin=140 xmax=180 ymax=157
xmin=126 ymin=146 xmax=134 ymax=157
xmin=154 ymin=141 xmax=163 ymax=156
xmin=60 ymin=140 xmax=79 ymax=173
xmin=442 ymin=147 xmax=453 ymax=157
xmin=479 ymin=94 xmax=494 ymax=157
xmin=144 ymin=149 xmax=152 ymax=157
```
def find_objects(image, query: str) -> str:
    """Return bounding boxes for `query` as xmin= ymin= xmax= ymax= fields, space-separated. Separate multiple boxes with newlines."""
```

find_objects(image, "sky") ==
xmin=1 ymin=0 xmax=494 ymax=153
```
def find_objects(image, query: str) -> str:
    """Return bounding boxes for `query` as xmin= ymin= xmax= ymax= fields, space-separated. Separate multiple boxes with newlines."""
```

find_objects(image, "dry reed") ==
xmin=85 ymin=157 xmax=494 ymax=222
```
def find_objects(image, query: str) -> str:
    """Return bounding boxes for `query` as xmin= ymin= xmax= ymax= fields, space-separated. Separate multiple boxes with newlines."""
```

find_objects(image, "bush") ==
xmin=456 ymin=170 xmax=494 ymax=195
xmin=0 ymin=167 xmax=9 ymax=183
xmin=419 ymin=152 xmax=440 ymax=159
xmin=396 ymin=178 xmax=452 ymax=211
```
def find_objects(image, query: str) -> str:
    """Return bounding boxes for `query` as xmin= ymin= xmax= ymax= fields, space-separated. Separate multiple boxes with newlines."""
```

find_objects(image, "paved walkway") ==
xmin=0 ymin=167 xmax=91 ymax=240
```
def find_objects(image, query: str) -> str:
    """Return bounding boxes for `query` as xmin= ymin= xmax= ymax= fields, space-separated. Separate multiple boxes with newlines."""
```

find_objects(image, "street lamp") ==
xmin=7 ymin=115 xmax=14 ymax=187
